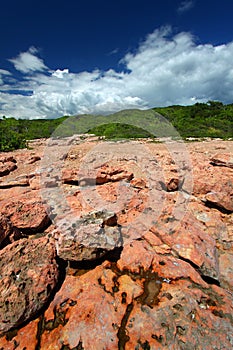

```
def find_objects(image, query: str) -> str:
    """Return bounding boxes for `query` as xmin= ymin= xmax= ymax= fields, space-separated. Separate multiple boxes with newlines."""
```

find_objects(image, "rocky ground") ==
xmin=0 ymin=135 xmax=232 ymax=350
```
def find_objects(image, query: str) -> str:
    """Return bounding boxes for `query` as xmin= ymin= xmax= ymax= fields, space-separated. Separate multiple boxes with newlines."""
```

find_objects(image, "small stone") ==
xmin=166 ymin=177 xmax=180 ymax=192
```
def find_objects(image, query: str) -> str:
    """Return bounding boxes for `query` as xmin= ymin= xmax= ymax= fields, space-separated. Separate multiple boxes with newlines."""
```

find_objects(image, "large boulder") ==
xmin=0 ymin=237 xmax=58 ymax=334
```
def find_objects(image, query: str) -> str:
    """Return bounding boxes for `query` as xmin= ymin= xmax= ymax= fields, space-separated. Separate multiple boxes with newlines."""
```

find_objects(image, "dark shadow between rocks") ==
xmin=200 ymin=274 xmax=220 ymax=287
xmin=204 ymin=200 xmax=232 ymax=215
xmin=19 ymin=217 xmax=53 ymax=235
xmin=68 ymin=246 xmax=123 ymax=271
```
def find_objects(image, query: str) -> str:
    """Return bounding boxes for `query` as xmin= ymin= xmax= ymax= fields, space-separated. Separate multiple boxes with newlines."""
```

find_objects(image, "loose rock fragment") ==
xmin=53 ymin=210 xmax=122 ymax=261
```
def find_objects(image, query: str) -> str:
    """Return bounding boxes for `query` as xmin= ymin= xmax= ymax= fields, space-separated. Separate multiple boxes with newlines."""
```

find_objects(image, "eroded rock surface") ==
xmin=210 ymin=152 xmax=233 ymax=168
xmin=1 ymin=191 xmax=50 ymax=232
xmin=0 ymin=237 xmax=58 ymax=334
xmin=53 ymin=210 xmax=122 ymax=261
xmin=0 ymin=160 xmax=17 ymax=177
xmin=0 ymin=214 xmax=21 ymax=248
xmin=0 ymin=138 xmax=232 ymax=349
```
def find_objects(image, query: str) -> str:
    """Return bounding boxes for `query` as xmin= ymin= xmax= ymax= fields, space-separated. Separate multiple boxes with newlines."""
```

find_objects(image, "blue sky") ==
xmin=1 ymin=0 xmax=233 ymax=119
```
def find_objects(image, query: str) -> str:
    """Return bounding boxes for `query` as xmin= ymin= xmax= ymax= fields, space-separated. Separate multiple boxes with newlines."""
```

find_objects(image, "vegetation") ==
xmin=155 ymin=101 xmax=233 ymax=138
xmin=0 ymin=116 xmax=68 ymax=151
xmin=88 ymin=123 xmax=153 ymax=139
xmin=0 ymin=101 xmax=232 ymax=151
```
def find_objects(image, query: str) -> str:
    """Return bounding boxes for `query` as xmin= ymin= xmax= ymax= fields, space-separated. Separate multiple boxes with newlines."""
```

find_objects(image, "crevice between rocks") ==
xmin=68 ymin=246 xmax=123 ymax=273
xmin=200 ymin=275 xmax=220 ymax=287
xmin=204 ymin=200 xmax=232 ymax=215
xmin=175 ymin=254 xmax=221 ymax=287
xmin=20 ymin=217 xmax=53 ymax=235
xmin=0 ymin=183 xmax=29 ymax=189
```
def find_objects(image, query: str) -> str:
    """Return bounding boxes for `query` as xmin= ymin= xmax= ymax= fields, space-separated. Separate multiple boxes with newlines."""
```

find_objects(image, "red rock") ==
xmin=152 ymin=210 xmax=219 ymax=281
xmin=152 ymin=252 xmax=208 ymax=287
xmin=62 ymin=168 xmax=79 ymax=184
xmin=130 ymin=177 xmax=147 ymax=189
xmin=40 ymin=266 xmax=126 ymax=350
xmin=218 ymin=252 xmax=233 ymax=290
xmin=0 ymin=175 xmax=30 ymax=188
xmin=0 ymin=319 xmax=39 ymax=350
xmin=124 ymin=279 xmax=233 ymax=350
xmin=205 ymin=189 xmax=233 ymax=212
xmin=29 ymin=174 xmax=41 ymax=190
xmin=96 ymin=165 xmax=133 ymax=184
xmin=0 ymin=161 xmax=17 ymax=177
xmin=192 ymin=152 xmax=233 ymax=212
xmin=0 ymin=215 xmax=21 ymax=248
xmin=0 ymin=138 xmax=233 ymax=349
xmin=117 ymin=239 xmax=207 ymax=287
xmin=0 ymin=237 xmax=58 ymax=334
xmin=27 ymin=155 xmax=41 ymax=164
xmin=166 ymin=177 xmax=180 ymax=191
xmin=79 ymin=164 xmax=134 ymax=186
xmin=1 ymin=191 xmax=50 ymax=232
xmin=117 ymin=240 xmax=154 ymax=273
xmin=0 ymin=155 xmax=16 ymax=163
xmin=0 ymin=215 xmax=14 ymax=246
xmin=210 ymin=153 xmax=233 ymax=168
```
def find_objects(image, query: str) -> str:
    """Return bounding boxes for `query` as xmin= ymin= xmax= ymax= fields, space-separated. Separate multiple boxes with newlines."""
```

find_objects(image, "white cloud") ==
xmin=0 ymin=69 xmax=11 ymax=75
xmin=8 ymin=47 xmax=48 ymax=74
xmin=0 ymin=69 xmax=11 ymax=85
xmin=177 ymin=0 xmax=195 ymax=14
xmin=108 ymin=48 xmax=119 ymax=56
xmin=1 ymin=26 xmax=233 ymax=119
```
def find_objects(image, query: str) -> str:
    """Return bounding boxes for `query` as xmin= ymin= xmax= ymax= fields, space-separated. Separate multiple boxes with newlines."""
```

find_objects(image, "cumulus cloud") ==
xmin=8 ymin=46 xmax=48 ymax=74
xmin=1 ymin=26 xmax=233 ymax=119
xmin=177 ymin=0 xmax=195 ymax=14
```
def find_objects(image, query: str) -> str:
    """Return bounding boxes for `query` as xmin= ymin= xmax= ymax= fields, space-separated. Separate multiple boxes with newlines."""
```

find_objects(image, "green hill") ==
xmin=0 ymin=101 xmax=232 ymax=151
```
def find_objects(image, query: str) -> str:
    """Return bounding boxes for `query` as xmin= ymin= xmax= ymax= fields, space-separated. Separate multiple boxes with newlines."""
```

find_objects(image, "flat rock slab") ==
xmin=210 ymin=153 xmax=233 ymax=168
xmin=1 ymin=191 xmax=50 ymax=232
xmin=0 ymin=237 xmax=58 ymax=334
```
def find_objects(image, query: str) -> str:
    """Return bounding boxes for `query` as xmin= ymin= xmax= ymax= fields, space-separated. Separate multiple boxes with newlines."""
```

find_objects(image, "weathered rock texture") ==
xmin=0 ymin=237 xmax=58 ymax=334
xmin=0 ymin=156 xmax=17 ymax=177
xmin=0 ymin=137 xmax=232 ymax=349
xmin=53 ymin=210 xmax=122 ymax=261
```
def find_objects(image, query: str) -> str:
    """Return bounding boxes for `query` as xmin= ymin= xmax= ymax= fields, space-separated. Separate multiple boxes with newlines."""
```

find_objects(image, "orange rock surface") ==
xmin=0 ymin=137 xmax=232 ymax=349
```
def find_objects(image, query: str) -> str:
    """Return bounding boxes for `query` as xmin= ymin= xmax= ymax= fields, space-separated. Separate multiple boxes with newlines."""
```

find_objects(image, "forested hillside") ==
xmin=0 ymin=101 xmax=232 ymax=151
